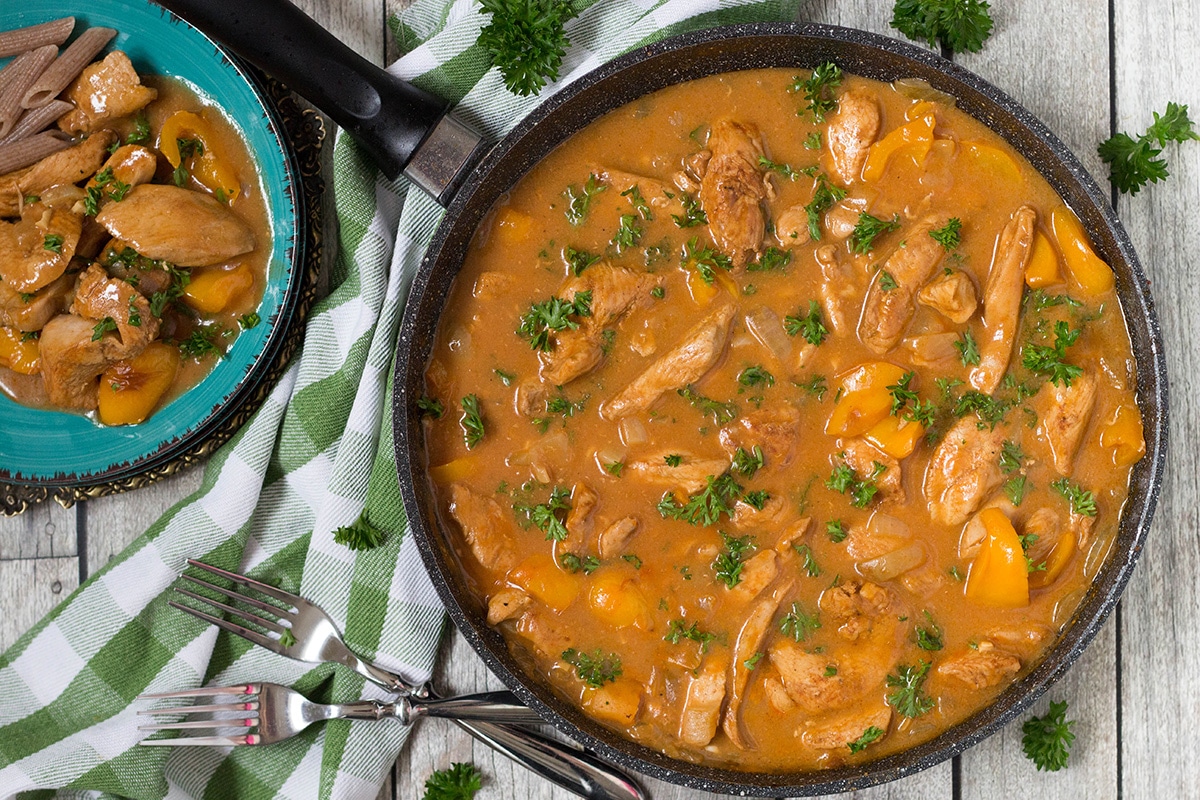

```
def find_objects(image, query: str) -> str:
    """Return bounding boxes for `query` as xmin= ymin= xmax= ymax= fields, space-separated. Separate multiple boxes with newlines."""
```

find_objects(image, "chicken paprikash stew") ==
xmin=420 ymin=66 xmax=1146 ymax=770
xmin=0 ymin=19 xmax=268 ymax=425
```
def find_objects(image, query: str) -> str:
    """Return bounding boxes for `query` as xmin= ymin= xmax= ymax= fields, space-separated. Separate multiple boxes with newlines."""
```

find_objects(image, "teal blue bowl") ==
xmin=0 ymin=1 xmax=301 ymax=489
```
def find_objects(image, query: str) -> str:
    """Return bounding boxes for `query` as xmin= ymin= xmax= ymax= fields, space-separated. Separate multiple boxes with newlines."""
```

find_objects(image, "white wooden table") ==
xmin=2 ymin=1 xmax=1196 ymax=797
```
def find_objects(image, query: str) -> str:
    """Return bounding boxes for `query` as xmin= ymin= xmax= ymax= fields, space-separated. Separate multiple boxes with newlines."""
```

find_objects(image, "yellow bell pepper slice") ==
xmin=1050 ymin=206 xmax=1114 ymax=295
xmin=588 ymin=571 xmax=650 ymax=629
xmin=965 ymin=508 xmax=1030 ymax=608
xmin=492 ymin=207 xmax=535 ymax=248
xmin=865 ymin=413 xmax=925 ymax=459
xmin=825 ymin=362 xmax=908 ymax=437
xmin=97 ymin=341 xmax=181 ymax=426
xmin=1100 ymin=403 xmax=1146 ymax=467
xmin=428 ymin=456 xmax=476 ymax=484
xmin=1028 ymin=528 xmax=1077 ymax=590
xmin=1024 ymin=231 xmax=1062 ymax=288
xmin=0 ymin=326 xmax=41 ymax=375
xmin=862 ymin=115 xmax=935 ymax=183
xmin=158 ymin=110 xmax=241 ymax=201
xmin=509 ymin=553 xmax=581 ymax=612
xmin=959 ymin=141 xmax=1023 ymax=187
xmin=183 ymin=263 xmax=254 ymax=314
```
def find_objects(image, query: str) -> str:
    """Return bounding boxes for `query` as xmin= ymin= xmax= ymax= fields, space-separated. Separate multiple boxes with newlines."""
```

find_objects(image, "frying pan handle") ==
xmin=152 ymin=0 xmax=485 ymax=204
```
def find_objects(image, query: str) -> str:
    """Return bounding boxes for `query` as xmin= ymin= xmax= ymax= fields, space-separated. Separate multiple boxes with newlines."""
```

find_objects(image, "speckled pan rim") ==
xmin=395 ymin=22 xmax=1167 ymax=796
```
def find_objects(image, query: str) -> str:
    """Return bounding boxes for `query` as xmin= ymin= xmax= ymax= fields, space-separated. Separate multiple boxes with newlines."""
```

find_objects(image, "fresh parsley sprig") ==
xmin=792 ymin=61 xmax=843 ymax=122
xmin=886 ymin=660 xmax=935 ymax=717
xmin=891 ymin=0 xmax=994 ymax=56
xmin=1099 ymin=102 xmax=1200 ymax=195
xmin=849 ymin=212 xmax=901 ymax=254
xmin=517 ymin=291 xmax=592 ymax=351
xmin=1021 ymin=700 xmax=1076 ymax=772
xmin=332 ymin=511 xmax=386 ymax=551
xmin=784 ymin=300 xmax=829 ymax=346
xmin=562 ymin=647 xmax=622 ymax=687
xmin=422 ymin=761 xmax=483 ymax=800
xmin=478 ymin=0 xmax=575 ymax=96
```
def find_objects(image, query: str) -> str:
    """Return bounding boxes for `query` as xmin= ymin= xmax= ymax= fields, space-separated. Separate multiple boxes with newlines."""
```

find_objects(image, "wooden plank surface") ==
xmin=1 ymin=0 xmax=1197 ymax=797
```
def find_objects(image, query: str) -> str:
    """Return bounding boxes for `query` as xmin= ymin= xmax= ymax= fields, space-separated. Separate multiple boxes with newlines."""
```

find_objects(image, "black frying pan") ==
xmin=155 ymin=1 xmax=1167 ymax=795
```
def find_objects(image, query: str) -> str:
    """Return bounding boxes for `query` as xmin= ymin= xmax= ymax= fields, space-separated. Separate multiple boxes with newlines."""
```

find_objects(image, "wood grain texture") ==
xmin=0 ymin=502 xmax=75 ymax=561
xmin=0 ymin=556 xmax=78 ymax=650
xmin=954 ymin=2 xmax=1118 ymax=798
xmin=1113 ymin=0 xmax=1200 ymax=797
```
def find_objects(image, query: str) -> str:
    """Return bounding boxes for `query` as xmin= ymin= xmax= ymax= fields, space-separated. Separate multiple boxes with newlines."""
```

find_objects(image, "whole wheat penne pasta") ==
xmin=0 ymin=130 xmax=70 ymax=174
xmin=0 ymin=17 xmax=75 ymax=59
xmin=0 ymin=99 xmax=72 ymax=146
xmin=0 ymin=45 xmax=57 ymax=139
xmin=21 ymin=27 xmax=117 ymax=110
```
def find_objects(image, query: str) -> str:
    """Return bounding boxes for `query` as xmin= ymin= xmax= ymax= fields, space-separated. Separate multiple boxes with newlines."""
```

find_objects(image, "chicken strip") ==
xmin=57 ymin=51 xmax=158 ymax=135
xmin=815 ymin=244 xmax=858 ymax=335
xmin=1035 ymin=371 xmax=1097 ymax=475
xmin=923 ymin=416 xmax=1008 ymax=525
xmin=697 ymin=119 xmax=770 ymax=269
xmin=937 ymin=641 xmax=1021 ymax=689
xmin=858 ymin=215 xmax=949 ymax=353
xmin=970 ymin=206 xmax=1036 ymax=392
xmin=918 ymin=269 xmax=978 ymax=323
xmin=447 ymin=483 xmax=517 ymax=571
xmin=0 ymin=131 xmax=116 ymax=217
xmin=826 ymin=88 xmax=882 ymax=184
xmin=593 ymin=165 xmax=684 ymax=217
xmin=0 ymin=206 xmax=82 ymax=293
xmin=601 ymin=303 xmax=735 ymax=419
xmin=718 ymin=405 xmax=802 ymax=468
xmin=802 ymin=704 xmax=892 ymax=751
xmin=723 ymin=578 xmax=794 ymax=749
xmin=624 ymin=452 xmax=731 ymax=495
xmin=677 ymin=652 xmax=729 ymax=747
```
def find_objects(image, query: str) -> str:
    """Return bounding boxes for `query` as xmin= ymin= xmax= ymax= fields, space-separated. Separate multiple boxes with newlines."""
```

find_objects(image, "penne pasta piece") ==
xmin=0 ymin=130 xmax=70 ymax=175
xmin=22 ymin=27 xmax=117 ymax=110
xmin=0 ymin=17 xmax=75 ymax=59
xmin=0 ymin=46 xmax=57 ymax=139
xmin=0 ymin=100 xmax=72 ymax=146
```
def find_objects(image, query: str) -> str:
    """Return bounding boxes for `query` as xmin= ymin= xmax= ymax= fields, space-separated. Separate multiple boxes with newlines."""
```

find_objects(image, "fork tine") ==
xmin=173 ymin=587 xmax=288 ymax=635
xmin=140 ymin=734 xmax=259 ymax=746
xmin=185 ymin=559 xmax=300 ymax=607
xmin=139 ymin=684 xmax=258 ymax=700
xmin=168 ymin=600 xmax=279 ymax=651
xmin=137 ymin=701 xmax=257 ymax=716
xmin=139 ymin=718 xmax=256 ymax=731
xmin=180 ymin=574 xmax=296 ymax=619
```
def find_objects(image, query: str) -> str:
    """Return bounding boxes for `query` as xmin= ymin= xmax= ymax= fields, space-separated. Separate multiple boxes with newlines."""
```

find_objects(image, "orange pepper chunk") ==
xmin=1028 ymin=528 xmax=1077 ymax=590
xmin=509 ymin=553 xmax=580 ymax=612
xmin=97 ymin=341 xmax=181 ymax=426
xmin=865 ymin=413 xmax=925 ymax=459
xmin=428 ymin=457 xmax=476 ymax=484
xmin=964 ymin=508 xmax=1030 ymax=608
xmin=491 ymin=207 xmax=535 ymax=249
xmin=825 ymin=362 xmax=908 ymax=437
xmin=582 ymin=679 xmax=642 ymax=725
xmin=588 ymin=571 xmax=651 ymax=629
xmin=182 ymin=263 xmax=254 ymax=314
xmin=1100 ymin=403 xmax=1146 ymax=467
xmin=158 ymin=110 xmax=241 ymax=201
xmin=1025 ymin=231 xmax=1062 ymax=288
xmin=1049 ymin=205 xmax=1114 ymax=295
xmin=862 ymin=115 xmax=935 ymax=183
xmin=0 ymin=326 xmax=41 ymax=375
xmin=959 ymin=141 xmax=1023 ymax=188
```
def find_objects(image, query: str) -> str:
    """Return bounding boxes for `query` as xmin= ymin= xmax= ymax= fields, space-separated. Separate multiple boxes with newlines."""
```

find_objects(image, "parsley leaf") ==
xmin=621 ymin=184 xmax=654 ymax=220
xmin=422 ymin=761 xmax=483 ymax=800
xmin=794 ymin=543 xmax=821 ymax=577
xmin=1099 ymin=102 xmax=1199 ymax=195
xmin=955 ymin=328 xmax=981 ymax=365
xmin=804 ymin=173 xmax=848 ymax=240
xmin=886 ymin=660 xmax=935 ymax=717
xmin=564 ymin=246 xmax=601 ymax=276
xmin=417 ymin=396 xmax=444 ymax=418
xmin=664 ymin=619 xmax=720 ymax=652
xmin=784 ymin=300 xmax=829 ymax=345
xmin=563 ymin=173 xmax=605 ymax=225
xmin=891 ymin=0 xmax=994 ymax=56
xmin=914 ymin=610 xmax=944 ymax=651
xmin=513 ymin=485 xmax=572 ymax=540
xmin=779 ymin=601 xmax=821 ymax=642
xmin=657 ymin=473 xmax=742 ymax=527
xmin=738 ymin=365 xmax=775 ymax=390
xmin=682 ymin=237 xmax=732 ymax=283
xmin=879 ymin=270 xmax=899 ymax=291
xmin=672 ymin=193 xmax=707 ymax=227
xmin=849 ymin=212 xmax=901 ymax=254
xmin=1021 ymin=700 xmax=1076 ymax=772
xmin=459 ymin=394 xmax=486 ymax=449
xmin=1004 ymin=475 xmax=1030 ymax=506
xmin=559 ymin=553 xmax=601 ymax=574
xmin=1022 ymin=320 xmax=1083 ymax=386
xmin=678 ymin=384 xmax=738 ymax=425
xmin=792 ymin=61 xmax=842 ymax=122
xmin=478 ymin=0 xmax=575 ymax=96
xmin=91 ymin=316 xmax=117 ymax=341
xmin=332 ymin=510 xmax=386 ymax=551
xmin=848 ymin=725 xmax=886 ymax=754
xmin=757 ymin=155 xmax=803 ymax=181
xmin=611 ymin=213 xmax=643 ymax=251
xmin=1051 ymin=477 xmax=1098 ymax=517
xmin=562 ymin=648 xmax=622 ymax=687
xmin=732 ymin=445 xmax=764 ymax=479
xmin=713 ymin=530 xmax=756 ymax=588
xmin=42 ymin=234 xmax=64 ymax=254
xmin=517 ymin=290 xmax=592 ymax=351
xmin=664 ymin=454 xmax=684 ymax=467
xmin=930 ymin=217 xmax=963 ymax=250
xmin=747 ymin=246 xmax=793 ymax=272
xmin=826 ymin=519 xmax=848 ymax=543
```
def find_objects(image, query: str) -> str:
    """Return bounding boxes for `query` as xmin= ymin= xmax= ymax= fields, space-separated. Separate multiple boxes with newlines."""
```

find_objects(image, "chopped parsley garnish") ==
xmin=805 ymin=131 xmax=823 ymax=150
xmin=559 ymin=553 xmax=601 ymax=574
xmin=849 ymin=212 xmax=901 ymax=254
xmin=955 ymin=328 xmax=981 ymax=366
xmin=891 ymin=0 xmax=994 ymax=56
xmin=672 ymin=193 xmax=707 ymax=227
xmin=239 ymin=312 xmax=261 ymax=329
xmin=953 ymin=389 xmax=1012 ymax=428
xmin=779 ymin=601 xmax=821 ymax=642
xmin=738 ymin=365 xmax=775 ymax=389
xmin=126 ymin=112 xmax=151 ymax=145
xmin=611 ymin=213 xmax=643 ymax=251
xmin=172 ymin=163 xmax=190 ymax=187
xmin=561 ymin=648 xmax=622 ymax=688
xmin=622 ymin=554 xmax=643 ymax=569
xmin=179 ymin=327 xmax=223 ymax=359
xmin=1022 ymin=320 xmax=1083 ymax=386
xmin=603 ymin=460 xmax=624 ymax=476
xmin=879 ymin=270 xmax=899 ymax=292
xmin=682 ymin=237 xmax=732 ymax=283
xmin=517 ymin=290 xmax=592 ymax=351
xmin=621 ymin=185 xmax=654 ymax=220
xmin=459 ymin=394 xmax=485 ymax=449
xmin=664 ymin=454 xmax=683 ymax=467
xmin=417 ymin=396 xmax=444 ymax=418
xmin=657 ymin=473 xmax=742 ymax=527
xmin=564 ymin=246 xmax=601 ymax=276
xmin=91 ymin=317 xmax=117 ymax=341
xmin=678 ymin=384 xmax=738 ymax=424
xmin=1021 ymin=700 xmax=1076 ymax=772
xmin=650 ymin=285 xmax=665 ymax=299
xmin=42 ymin=234 xmax=64 ymax=254
xmin=563 ymin=173 xmax=605 ymax=225
xmin=848 ymin=726 xmax=886 ymax=754
xmin=747 ymin=246 xmax=793 ymax=272
xmin=886 ymin=660 xmax=935 ymax=717
xmin=826 ymin=462 xmax=883 ymax=508
xmin=826 ymin=519 xmax=849 ymax=543
xmin=422 ymin=761 xmax=483 ymax=800
xmin=914 ymin=611 xmax=944 ymax=651
xmin=798 ymin=374 xmax=828 ymax=401
xmin=664 ymin=619 xmax=720 ymax=652
xmin=999 ymin=440 xmax=1025 ymax=474
xmin=492 ymin=368 xmax=516 ymax=386
xmin=1027 ymin=288 xmax=1083 ymax=312
xmin=545 ymin=390 xmax=586 ymax=420
xmin=127 ymin=296 xmax=142 ymax=328
xmin=887 ymin=371 xmax=920 ymax=416
xmin=792 ymin=61 xmax=842 ymax=122
xmin=794 ymin=543 xmax=821 ymax=577
xmin=1004 ymin=475 xmax=1030 ymax=506
xmin=278 ymin=629 xmax=297 ymax=648
xmin=930 ymin=217 xmax=963 ymax=249
xmin=743 ymin=490 xmax=770 ymax=510
xmin=732 ymin=445 xmax=764 ymax=479
xmin=757 ymin=155 xmax=802 ymax=181
xmin=1051 ymin=477 xmax=1098 ymax=517
xmin=1099 ymin=101 xmax=1200 ymax=195
xmin=332 ymin=510 xmax=386 ymax=551
xmin=804 ymin=173 xmax=848 ymax=240
xmin=513 ymin=485 xmax=572 ymax=540
xmin=784 ymin=300 xmax=829 ymax=345
xmin=743 ymin=652 xmax=764 ymax=670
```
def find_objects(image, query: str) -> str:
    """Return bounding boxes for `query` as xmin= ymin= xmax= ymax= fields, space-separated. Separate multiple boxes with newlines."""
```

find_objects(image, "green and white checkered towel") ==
xmin=0 ymin=0 xmax=799 ymax=797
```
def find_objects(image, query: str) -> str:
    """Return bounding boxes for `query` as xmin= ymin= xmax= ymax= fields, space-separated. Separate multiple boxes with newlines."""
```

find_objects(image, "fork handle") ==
xmin=454 ymin=720 xmax=645 ymax=800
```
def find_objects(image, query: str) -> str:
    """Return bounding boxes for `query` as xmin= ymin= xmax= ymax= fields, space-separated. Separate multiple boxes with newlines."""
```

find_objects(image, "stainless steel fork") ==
xmin=168 ymin=559 xmax=644 ymax=800
xmin=138 ymin=683 xmax=540 ymax=745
